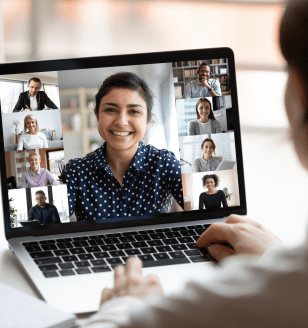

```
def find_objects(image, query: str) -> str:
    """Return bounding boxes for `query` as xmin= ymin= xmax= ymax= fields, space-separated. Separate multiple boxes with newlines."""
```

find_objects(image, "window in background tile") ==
xmin=43 ymin=84 xmax=60 ymax=109
xmin=0 ymin=80 xmax=23 ymax=113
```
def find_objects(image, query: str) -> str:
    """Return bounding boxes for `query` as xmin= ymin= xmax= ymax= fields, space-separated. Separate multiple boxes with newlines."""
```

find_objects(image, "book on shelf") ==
xmin=184 ymin=69 xmax=197 ymax=77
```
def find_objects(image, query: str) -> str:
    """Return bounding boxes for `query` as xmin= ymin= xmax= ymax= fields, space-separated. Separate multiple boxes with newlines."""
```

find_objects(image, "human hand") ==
xmin=196 ymin=215 xmax=282 ymax=262
xmin=100 ymin=257 xmax=163 ymax=306
xmin=43 ymin=108 xmax=49 ymax=110
xmin=24 ymin=108 xmax=31 ymax=112
xmin=200 ymin=77 xmax=210 ymax=88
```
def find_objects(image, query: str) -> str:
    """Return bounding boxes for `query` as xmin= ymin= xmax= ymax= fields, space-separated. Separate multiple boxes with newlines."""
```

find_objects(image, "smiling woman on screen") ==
xmin=66 ymin=72 xmax=184 ymax=221
xmin=17 ymin=114 xmax=48 ymax=150
xmin=187 ymin=97 xmax=221 ymax=135
xmin=194 ymin=138 xmax=222 ymax=172
xmin=199 ymin=173 xmax=228 ymax=210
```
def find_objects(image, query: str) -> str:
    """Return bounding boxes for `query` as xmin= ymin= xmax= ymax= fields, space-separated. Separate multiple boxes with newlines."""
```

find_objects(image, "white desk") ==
xmin=1 ymin=127 xmax=308 ymax=304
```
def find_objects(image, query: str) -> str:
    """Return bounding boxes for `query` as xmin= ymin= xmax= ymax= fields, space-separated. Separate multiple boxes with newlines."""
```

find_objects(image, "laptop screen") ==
xmin=0 ymin=48 xmax=246 ymax=237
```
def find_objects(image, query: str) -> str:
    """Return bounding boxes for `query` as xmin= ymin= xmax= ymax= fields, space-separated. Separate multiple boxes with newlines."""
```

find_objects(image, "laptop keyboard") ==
xmin=22 ymin=224 xmax=211 ymax=278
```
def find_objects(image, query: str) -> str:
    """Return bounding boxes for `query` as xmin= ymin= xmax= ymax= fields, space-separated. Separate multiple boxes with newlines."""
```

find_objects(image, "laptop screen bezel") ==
xmin=0 ymin=47 xmax=247 ymax=240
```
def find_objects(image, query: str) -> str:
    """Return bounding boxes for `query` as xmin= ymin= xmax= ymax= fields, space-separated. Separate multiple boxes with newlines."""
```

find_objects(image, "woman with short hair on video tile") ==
xmin=194 ymin=138 xmax=222 ymax=172
xmin=187 ymin=97 xmax=221 ymax=135
xmin=21 ymin=152 xmax=59 ymax=188
xmin=17 ymin=114 xmax=48 ymax=150
xmin=66 ymin=72 xmax=183 ymax=221
xmin=199 ymin=173 xmax=228 ymax=209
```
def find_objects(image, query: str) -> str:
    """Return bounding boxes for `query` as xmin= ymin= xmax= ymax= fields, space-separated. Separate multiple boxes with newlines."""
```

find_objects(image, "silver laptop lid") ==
xmin=0 ymin=48 xmax=246 ymax=241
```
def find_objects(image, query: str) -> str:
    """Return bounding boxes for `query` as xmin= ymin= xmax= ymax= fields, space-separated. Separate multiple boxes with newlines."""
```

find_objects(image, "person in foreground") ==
xmin=13 ymin=77 xmax=58 ymax=112
xmin=66 ymin=72 xmax=183 ymax=221
xmin=28 ymin=190 xmax=61 ymax=225
xmin=21 ymin=153 xmax=59 ymax=188
xmin=82 ymin=1 xmax=308 ymax=326
xmin=17 ymin=114 xmax=48 ymax=150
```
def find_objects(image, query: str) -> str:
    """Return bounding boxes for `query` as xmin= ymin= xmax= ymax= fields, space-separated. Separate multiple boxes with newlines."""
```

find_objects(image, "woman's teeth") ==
xmin=112 ymin=131 xmax=131 ymax=136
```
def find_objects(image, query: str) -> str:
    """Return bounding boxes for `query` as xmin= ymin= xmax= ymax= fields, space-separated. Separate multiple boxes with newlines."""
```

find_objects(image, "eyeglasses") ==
xmin=35 ymin=197 xmax=45 ymax=201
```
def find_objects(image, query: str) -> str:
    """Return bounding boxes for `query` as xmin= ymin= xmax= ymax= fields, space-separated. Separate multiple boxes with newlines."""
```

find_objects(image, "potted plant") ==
xmin=223 ymin=187 xmax=233 ymax=202
xmin=9 ymin=197 xmax=17 ymax=228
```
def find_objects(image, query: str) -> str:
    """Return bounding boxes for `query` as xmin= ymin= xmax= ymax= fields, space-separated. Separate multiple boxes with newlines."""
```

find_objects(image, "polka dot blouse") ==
xmin=66 ymin=141 xmax=184 ymax=221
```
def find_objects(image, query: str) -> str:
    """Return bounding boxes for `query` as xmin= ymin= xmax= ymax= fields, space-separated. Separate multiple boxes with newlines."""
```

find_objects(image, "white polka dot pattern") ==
xmin=65 ymin=141 xmax=184 ymax=221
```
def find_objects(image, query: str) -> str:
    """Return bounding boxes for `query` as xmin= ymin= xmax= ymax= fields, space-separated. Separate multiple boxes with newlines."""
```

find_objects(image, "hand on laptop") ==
xmin=196 ymin=215 xmax=282 ymax=262
xmin=100 ymin=257 xmax=163 ymax=306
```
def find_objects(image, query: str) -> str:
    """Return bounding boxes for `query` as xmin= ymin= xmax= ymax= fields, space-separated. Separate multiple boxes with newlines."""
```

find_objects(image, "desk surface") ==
xmin=1 ymin=127 xmax=308 ymax=306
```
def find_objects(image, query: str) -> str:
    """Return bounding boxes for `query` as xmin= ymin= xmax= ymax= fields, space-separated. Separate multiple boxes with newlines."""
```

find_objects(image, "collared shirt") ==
xmin=194 ymin=156 xmax=222 ymax=172
xmin=21 ymin=167 xmax=59 ymax=188
xmin=28 ymin=202 xmax=61 ymax=225
xmin=66 ymin=142 xmax=184 ymax=221
xmin=183 ymin=78 xmax=221 ymax=98
xmin=30 ymin=95 xmax=38 ymax=111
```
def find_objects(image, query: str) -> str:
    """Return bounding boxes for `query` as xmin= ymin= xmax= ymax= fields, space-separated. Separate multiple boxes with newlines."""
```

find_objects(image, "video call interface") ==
xmin=1 ymin=58 xmax=240 ymax=229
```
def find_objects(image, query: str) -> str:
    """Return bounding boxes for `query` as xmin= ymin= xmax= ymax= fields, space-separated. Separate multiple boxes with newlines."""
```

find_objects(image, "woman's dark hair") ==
xmin=95 ymin=72 xmax=154 ymax=122
xmin=280 ymin=0 xmax=308 ymax=122
xmin=201 ymin=138 xmax=216 ymax=151
xmin=195 ymin=98 xmax=216 ymax=120
xmin=202 ymin=174 xmax=219 ymax=188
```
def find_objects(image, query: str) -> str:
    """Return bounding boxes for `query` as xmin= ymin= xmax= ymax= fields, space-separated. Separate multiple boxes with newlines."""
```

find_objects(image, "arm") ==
xmin=66 ymin=160 xmax=78 ymax=218
xmin=163 ymin=150 xmax=184 ymax=210
xmin=210 ymin=80 xmax=221 ymax=97
xmin=197 ymin=215 xmax=282 ymax=261
xmin=27 ymin=207 xmax=34 ymax=221
xmin=200 ymin=79 xmax=220 ymax=97
xmin=17 ymin=135 xmax=24 ymax=151
xmin=212 ymin=120 xmax=222 ymax=134
xmin=182 ymin=83 xmax=192 ymax=99
xmin=82 ymin=217 xmax=284 ymax=328
xmin=21 ymin=172 xmax=28 ymax=188
xmin=221 ymin=190 xmax=228 ymax=208
xmin=13 ymin=93 xmax=25 ymax=112
xmin=43 ymin=92 xmax=58 ymax=109
xmin=45 ymin=169 xmax=59 ymax=185
xmin=42 ymin=134 xmax=48 ymax=148
xmin=51 ymin=206 xmax=61 ymax=224
xmin=194 ymin=159 xmax=201 ymax=173
xmin=188 ymin=120 xmax=197 ymax=136
xmin=198 ymin=193 xmax=204 ymax=210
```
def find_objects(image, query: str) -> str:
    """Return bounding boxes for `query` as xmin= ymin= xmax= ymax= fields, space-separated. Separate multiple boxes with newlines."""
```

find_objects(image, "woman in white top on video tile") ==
xmin=187 ymin=98 xmax=221 ymax=135
xmin=17 ymin=114 xmax=48 ymax=150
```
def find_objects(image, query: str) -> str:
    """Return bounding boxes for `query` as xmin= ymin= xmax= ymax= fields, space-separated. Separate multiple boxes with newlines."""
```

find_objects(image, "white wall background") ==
xmin=2 ymin=110 xmax=63 ymax=147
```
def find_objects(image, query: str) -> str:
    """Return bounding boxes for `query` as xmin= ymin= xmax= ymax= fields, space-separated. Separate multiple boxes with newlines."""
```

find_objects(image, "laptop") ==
xmin=0 ymin=48 xmax=246 ymax=314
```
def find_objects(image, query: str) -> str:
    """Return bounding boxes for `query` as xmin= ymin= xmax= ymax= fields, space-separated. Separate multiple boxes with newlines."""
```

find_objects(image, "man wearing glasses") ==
xmin=28 ymin=190 xmax=61 ymax=225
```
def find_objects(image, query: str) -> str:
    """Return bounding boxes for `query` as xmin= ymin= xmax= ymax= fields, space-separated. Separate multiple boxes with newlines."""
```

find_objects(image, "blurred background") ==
xmin=1 ymin=0 xmax=308 ymax=245
xmin=1 ymin=0 xmax=287 ymax=128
